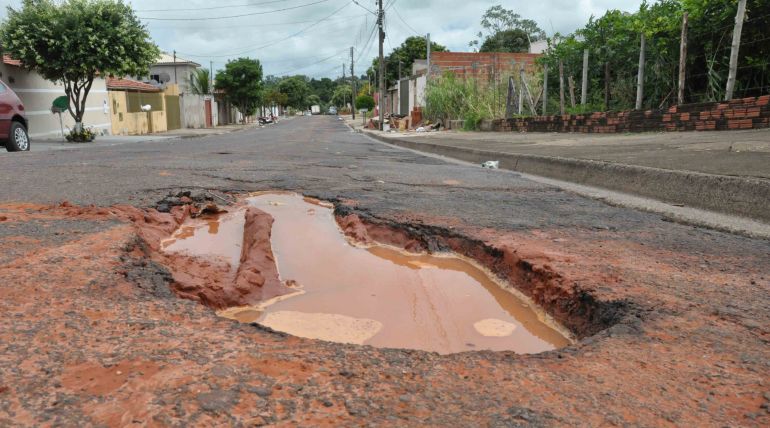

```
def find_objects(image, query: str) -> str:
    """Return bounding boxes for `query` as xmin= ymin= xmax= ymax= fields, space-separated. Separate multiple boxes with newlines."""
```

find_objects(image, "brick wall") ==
xmin=489 ymin=95 xmax=770 ymax=133
xmin=429 ymin=52 xmax=540 ymax=83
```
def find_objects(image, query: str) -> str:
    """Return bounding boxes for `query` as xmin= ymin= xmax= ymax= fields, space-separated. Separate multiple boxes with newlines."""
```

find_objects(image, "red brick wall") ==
xmin=429 ymin=52 xmax=540 ymax=82
xmin=490 ymin=95 xmax=770 ymax=133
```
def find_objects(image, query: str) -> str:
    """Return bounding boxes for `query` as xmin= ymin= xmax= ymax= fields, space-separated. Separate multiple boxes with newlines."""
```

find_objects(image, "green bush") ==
xmin=355 ymin=94 xmax=375 ymax=111
xmin=65 ymin=127 xmax=96 ymax=143
xmin=424 ymin=72 xmax=506 ymax=127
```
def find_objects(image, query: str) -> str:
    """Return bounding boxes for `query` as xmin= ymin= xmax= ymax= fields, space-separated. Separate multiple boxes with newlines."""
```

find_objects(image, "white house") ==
xmin=146 ymin=52 xmax=202 ymax=95
xmin=0 ymin=55 xmax=111 ymax=138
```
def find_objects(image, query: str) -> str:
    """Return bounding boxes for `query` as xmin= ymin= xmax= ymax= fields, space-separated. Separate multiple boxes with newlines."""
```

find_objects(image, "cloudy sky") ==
xmin=0 ymin=0 xmax=643 ymax=78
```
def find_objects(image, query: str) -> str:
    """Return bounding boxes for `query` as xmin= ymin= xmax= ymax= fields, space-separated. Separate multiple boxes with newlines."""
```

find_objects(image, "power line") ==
xmin=139 ymin=0 xmax=336 ymax=21
xmin=276 ymin=48 xmax=349 ymax=75
xmin=177 ymin=0 xmax=353 ymax=58
xmin=137 ymin=0 xmax=287 ymax=13
xmin=392 ymin=4 xmax=419 ymax=36
xmin=146 ymin=14 xmax=366 ymax=30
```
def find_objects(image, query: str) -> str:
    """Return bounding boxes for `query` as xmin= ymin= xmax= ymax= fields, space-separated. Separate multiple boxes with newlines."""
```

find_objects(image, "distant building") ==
xmin=529 ymin=39 xmax=549 ymax=54
xmin=146 ymin=52 xmax=201 ymax=95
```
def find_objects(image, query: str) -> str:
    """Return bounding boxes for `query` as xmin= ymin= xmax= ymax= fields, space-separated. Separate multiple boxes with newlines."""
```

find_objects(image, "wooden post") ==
xmin=518 ymin=76 xmax=523 ymax=115
xmin=636 ymin=32 xmax=646 ymax=110
xmin=581 ymin=49 xmax=589 ymax=105
xmin=677 ymin=12 xmax=688 ymax=105
xmin=542 ymin=64 xmax=548 ymax=115
xmin=520 ymin=65 xmax=537 ymax=115
xmin=725 ymin=0 xmax=747 ymax=101
xmin=559 ymin=60 xmax=565 ymax=115
xmin=568 ymin=76 xmax=576 ymax=108
xmin=505 ymin=76 xmax=515 ymax=118
xmin=604 ymin=61 xmax=610 ymax=111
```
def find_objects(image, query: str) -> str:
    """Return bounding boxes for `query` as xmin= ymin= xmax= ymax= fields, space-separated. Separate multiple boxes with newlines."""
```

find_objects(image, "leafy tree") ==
xmin=309 ymin=77 xmax=336 ymax=104
xmin=479 ymin=29 xmax=531 ymax=53
xmin=0 ymin=0 xmax=159 ymax=131
xmin=469 ymin=5 xmax=546 ymax=51
xmin=330 ymin=85 xmax=352 ymax=107
xmin=355 ymin=94 xmax=375 ymax=111
xmin=187 ymin=68 xmax=211 ymax=95
xmin=264 ymin=89 xmax=288 ymax=108
xmin=215 ymin=57 xmax=264 ymax=119
xmin=277 ymin=76 xmax=311 ymax=109
xmin=371 ymin=36 xmax=447 ymax=87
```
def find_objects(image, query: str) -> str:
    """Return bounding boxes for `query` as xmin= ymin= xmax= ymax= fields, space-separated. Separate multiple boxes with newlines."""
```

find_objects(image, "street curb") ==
xmin=363 ymin=131 xmax=770 ymax=223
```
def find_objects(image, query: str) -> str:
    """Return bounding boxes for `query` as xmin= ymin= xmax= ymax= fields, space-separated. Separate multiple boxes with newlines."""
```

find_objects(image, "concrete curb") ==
xmin=363 ymin=131 xmax=770 ymax=223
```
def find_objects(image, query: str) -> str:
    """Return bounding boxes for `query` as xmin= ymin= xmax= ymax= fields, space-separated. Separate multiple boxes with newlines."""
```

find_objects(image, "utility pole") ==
xmin=677 ymin=12 xmax=688 ymax=105
xmin=209 ymin=60 xmax=213 ymax=95
xmin=173 ymin=50 xmax=178 ymax=84
xmin=351 ymin=47 xmax=356 ymax=120
xmin=378 ymin=0 xmax=385 ymax=130
xmin=725 ymin=0 xmax=747 ymax=101
xmin=426 ymin=33 xmax=431 ymax=78
xmin=635 ymin=32 xmax=646 ymax=110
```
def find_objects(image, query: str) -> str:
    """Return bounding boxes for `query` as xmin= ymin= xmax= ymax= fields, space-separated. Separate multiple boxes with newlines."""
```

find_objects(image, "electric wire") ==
xmin=139 ymin=0 xmax=336 ymax=21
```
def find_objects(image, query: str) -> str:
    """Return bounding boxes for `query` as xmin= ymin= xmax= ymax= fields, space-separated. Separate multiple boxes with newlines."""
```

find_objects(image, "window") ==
xmin=0 ymin=82 xmax=5 ymax=93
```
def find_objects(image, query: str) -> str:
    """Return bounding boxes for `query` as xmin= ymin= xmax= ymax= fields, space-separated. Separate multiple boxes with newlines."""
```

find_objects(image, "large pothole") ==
xmin=160 ymin=192 xmax=573 ymax=354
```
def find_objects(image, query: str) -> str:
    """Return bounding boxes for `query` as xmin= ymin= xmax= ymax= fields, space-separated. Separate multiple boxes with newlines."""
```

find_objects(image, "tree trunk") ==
xmin=542 ymin=64 xmax=548 ymax=115
xmin=581 ymin=49 xmax=589 ymax=105
xmin=559 ymin=60 xmax=565 ymax=115
xmin=568 ymin=76 xmax=576 ymax=108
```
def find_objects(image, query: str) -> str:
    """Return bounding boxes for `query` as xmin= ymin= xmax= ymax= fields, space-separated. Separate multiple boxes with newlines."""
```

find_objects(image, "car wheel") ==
xmin=6 ymin=121 xmax=29 ymax=152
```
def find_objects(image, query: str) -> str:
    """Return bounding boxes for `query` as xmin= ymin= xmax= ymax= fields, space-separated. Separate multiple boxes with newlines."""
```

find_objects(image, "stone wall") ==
xmin=487 ymin=95 xmax=770 ymax=133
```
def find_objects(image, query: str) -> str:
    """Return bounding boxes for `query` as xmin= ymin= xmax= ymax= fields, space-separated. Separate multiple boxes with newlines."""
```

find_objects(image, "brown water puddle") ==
xmin=166 ymin=193 xmax=571 ymax=354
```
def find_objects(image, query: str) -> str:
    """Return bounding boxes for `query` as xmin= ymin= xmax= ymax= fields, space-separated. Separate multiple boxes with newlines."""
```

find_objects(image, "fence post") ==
xmin=677 ymin=12 xmax=688 ymax=105
xmin=568 ymin=76 xmax=576 ymax=108
xmin=559 ymin=60 xmax=565 ymax=115
xmin=542 ymin=64 xmax=548 ymax=115
xmin=581 ymin=49 xmax=589 ymax=105
xmin=505 ymin=76 xmax=515 ymax=118
xmin=725 ymin=0 xmax=747 ymax=101
xmin=636 ymin=32 xmax=646 ymax=110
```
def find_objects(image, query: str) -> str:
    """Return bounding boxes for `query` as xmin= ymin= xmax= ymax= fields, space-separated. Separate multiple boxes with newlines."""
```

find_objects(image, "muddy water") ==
xmin=169 ymin=193 xmax=570 ymax=354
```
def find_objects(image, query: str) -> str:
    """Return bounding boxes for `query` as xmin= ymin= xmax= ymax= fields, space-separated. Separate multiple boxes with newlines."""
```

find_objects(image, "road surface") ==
xmin=0 ymin=116 xmax=767 ymax=426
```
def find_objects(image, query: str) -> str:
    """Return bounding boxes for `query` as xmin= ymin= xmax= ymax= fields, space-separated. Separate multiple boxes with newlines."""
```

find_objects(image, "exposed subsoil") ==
xmin=1 ymin=193 xmax=768 ymax=426
xmin=1 ymin=118 xmax=769 ymax=426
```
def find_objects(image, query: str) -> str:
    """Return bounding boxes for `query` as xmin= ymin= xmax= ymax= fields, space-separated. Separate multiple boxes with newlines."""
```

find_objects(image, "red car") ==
xmin=0 ymin=79 xmax=29 ymax=152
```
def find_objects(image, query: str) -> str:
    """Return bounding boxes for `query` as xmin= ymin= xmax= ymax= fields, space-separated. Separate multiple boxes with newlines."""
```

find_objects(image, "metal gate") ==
xmin=165 ymin=95 xmax=181 ymax=130
xmin=399 ymin=79 xmax=409 ymax=116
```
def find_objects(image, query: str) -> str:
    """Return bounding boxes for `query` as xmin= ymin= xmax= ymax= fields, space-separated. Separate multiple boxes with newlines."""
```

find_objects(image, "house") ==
xmin=107 ymin=77 xmax=170 ymax=135
xmin=146 ymin=52 xmax=202 ymax=95
xmin=1 ymin=55 xmax=111 ymax=138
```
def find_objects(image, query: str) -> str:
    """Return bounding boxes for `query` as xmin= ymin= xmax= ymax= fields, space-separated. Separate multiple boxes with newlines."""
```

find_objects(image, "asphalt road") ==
xmin=1 ymin=116 xmax=768 ymax=425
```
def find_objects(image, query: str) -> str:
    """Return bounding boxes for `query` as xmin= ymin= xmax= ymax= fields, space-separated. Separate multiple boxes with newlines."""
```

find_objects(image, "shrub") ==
xmin=355 ymin=94 xmax=375 ymax=111
xmin=65 ymin=127 xmax=96 ymax=143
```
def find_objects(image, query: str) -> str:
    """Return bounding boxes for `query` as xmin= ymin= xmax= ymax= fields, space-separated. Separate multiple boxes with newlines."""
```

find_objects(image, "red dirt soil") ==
xmin=0 ymin=200 xmax=768 ymax=426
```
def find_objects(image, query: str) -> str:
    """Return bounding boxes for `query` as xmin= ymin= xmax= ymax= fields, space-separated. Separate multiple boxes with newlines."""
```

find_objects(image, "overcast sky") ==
xmin=0 ymin=0 xmax=643 ymax=79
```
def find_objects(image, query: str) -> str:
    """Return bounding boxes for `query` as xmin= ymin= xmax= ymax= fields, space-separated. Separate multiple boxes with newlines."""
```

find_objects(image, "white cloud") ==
xmin=0 ymin=0 xmax=644 ymax=78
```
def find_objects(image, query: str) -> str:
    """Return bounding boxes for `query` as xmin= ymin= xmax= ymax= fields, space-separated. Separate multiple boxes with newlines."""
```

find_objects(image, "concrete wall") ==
xmin=108 ymin=91 xmax=167 ymax=135
xmin=0 ymin=64 xmax=111 ymax=137
xmin=180 ymin=94 xmax=217 ymax=128
xmin=488 ymin=95 xmax=770 ymax=133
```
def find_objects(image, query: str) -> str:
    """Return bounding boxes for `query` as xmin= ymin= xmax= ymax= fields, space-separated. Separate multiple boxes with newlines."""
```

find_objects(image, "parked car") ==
xmin=328 ymin=106 xmax=337 ymax=115
xmin=0 ymin=79 xmax=29 ymax=152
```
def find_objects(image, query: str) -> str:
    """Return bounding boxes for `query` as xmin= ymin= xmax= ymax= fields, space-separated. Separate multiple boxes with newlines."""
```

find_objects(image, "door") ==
xmin=204 ymin=99 xmax=212 ymax=128
xmin=399 ymin=79 xmax=409 ymax=116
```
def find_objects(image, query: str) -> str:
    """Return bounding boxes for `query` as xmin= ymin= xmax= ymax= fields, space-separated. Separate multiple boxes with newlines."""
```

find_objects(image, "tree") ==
xmin=355 ymin=94 xmax=375 ymax=111
xmin=371 ymin=36 xmax=447 ymax=87
xmin=264 ymin=89 xmax=288 ymax=109
xmin=277 ymin=76 xmax=311 ymax=109
xmin=479 ymin=29 xmax=531 ymax=53
xmin=330 ymin=85 xmax=352 ymax=107
xmin=469 ymin=5 xmax=546 ymax=51
xmin=215 ymin=58 xmax=263 ymax=120
xmin=187 ymin=68 xmax=211 ymax=95
xmin=1 ymin=0 xmax=159 ymax=131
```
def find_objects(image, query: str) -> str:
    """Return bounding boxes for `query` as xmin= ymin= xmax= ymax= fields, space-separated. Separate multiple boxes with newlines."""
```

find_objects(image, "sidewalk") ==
xmin=25 ymin=122 xmax=269 ymax=152
xmin=358 ymin=125 xmax=770 ymax=223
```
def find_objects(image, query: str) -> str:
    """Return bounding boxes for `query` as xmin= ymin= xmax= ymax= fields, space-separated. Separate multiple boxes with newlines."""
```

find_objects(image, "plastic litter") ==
xmin=416 ymin=127 xmax=426 ymax=133
xmin=481 ymin=161 xmax=500 ymax=169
